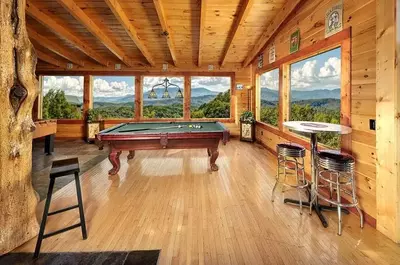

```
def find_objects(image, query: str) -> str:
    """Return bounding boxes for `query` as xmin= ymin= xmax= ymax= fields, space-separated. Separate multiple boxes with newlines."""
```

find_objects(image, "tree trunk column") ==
xmin=0 ymin=0 xmax=39 ymax=254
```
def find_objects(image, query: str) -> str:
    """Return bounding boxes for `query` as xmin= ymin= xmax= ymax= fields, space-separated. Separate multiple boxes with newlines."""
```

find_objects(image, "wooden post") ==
xmin=376 ymin=0 xmax=400 ymax=242
xmin=83 ymin=75 xmax=93 ymax=119
xmin=184 ymin=75 xmax=191 ymax=120
xmin=0 ymin=0 xmax=39 ymax=254
xmin=135 ymin=76 xmax=142 ymax=120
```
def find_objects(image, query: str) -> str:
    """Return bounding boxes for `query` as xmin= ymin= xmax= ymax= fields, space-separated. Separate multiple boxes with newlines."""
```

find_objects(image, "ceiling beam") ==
xmin=56 ymin=0 xmax=132 ymax=67
xmin=220 ymin=0 xmax=254 ymax=67
xmin=27 ymin=27 xmax=85 ymax=67
xmin=26 ymin=1 xmax=108 ymax=66
xmin=153 ymin=0 xmax=178 ymax=66
xmin=35 ymin=49 xmax=62 ymax=67
xmin=242 ymin=0 xmax=305 ymax=67
xmin=103 ymin=0 xmax=156 ymax=66
xmin=198 ymin=0 xmax=207 ymax=67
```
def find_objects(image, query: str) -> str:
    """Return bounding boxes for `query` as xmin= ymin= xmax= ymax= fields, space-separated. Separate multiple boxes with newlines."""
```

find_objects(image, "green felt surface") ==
xmin=105 ymin=122 xmax=225 ymax=134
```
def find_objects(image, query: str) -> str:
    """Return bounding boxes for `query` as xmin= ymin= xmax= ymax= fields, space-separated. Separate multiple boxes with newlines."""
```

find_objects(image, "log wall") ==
xmin=252 ymin=0 xmax=377 ymax=222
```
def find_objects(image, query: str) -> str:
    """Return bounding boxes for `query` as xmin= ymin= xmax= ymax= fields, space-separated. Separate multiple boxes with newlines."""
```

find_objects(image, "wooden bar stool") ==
xmin=271 ymin=143 xmax=309 ymax=214
xmin=34 ymin=158 xmax=87 ymax=258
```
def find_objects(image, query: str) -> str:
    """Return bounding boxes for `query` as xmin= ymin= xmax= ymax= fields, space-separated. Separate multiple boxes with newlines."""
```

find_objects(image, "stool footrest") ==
xmin=43 ymin=223 xmax=82 ymax=239
xmin=48 ymin=205 xmax=79 ymax=216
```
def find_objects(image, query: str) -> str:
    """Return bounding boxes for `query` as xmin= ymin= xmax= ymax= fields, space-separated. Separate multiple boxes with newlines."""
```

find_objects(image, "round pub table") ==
xmin=282 ymin=121 xmax=352 ymax=227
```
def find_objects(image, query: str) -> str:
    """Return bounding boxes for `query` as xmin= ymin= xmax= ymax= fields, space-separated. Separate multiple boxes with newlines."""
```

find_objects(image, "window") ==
xmin=42 ymin=76 xmax=84 ymax=119
xmin=190 ymin=76 xmax=231 ymax=118
xmin=92 ymin=76 xmax=135 ymax=119
xmin=142 ymin=76 xmax=184 ymax=118
xmin=289 ymin=48 xmax=341 ymax=148
xmin=259 ymin=69 xmax=279 ymax=126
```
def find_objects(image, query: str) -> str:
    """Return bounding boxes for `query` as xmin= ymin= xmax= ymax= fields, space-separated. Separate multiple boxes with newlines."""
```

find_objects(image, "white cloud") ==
xmin=190 ymin=76 xmax=231 ymax=92
xmin=260 ymin=70 xmax=279 ymax=90
xmin=290 ymin=57 xmax=341 ymax=91
xmin=93 ymin=78 xmax=134 ymax=97
xmin=143 ymin=76 xmax=184 ymax=92
xmin=43 ymin=76 xmax=84 ymax=96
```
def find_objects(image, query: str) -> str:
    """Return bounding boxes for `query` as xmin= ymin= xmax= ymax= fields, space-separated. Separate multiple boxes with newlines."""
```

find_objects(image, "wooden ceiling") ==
xmin=26 ymin=0 xmax=302 ymax=71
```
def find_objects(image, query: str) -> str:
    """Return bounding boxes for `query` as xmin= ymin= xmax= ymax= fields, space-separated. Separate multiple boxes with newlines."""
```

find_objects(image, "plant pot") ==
xmin=240 ymin=120 xmax=255 ymax=142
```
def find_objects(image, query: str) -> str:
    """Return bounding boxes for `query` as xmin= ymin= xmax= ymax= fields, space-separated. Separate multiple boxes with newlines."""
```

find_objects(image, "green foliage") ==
xmin=191 ymin=90 xmax=230 ymax=118
xmin=93 ymin=106 xmax=134 ymax=119
xmin=260 ymin=106 xmax=279 ymax=127
xmin=240 ymin=111 xmax=255 ymax=123
xmin=43 ymin=89 xmax=82 ymax=119
xmin=290 ymin=103 xmax=340 ymax=148
xmin=143 ymin=104 xmax=183 ymax=118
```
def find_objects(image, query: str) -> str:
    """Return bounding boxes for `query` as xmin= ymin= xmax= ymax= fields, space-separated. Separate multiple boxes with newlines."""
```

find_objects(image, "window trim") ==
xmin=256 ymin=67 xmax=281 ymax=129
xmin=255 ymin=28 xmax=351 ymax=152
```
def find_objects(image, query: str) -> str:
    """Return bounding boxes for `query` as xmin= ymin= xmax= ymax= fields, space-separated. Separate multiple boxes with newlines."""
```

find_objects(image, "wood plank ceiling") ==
xmin=26 ymin=0 xmax=289 ymax=70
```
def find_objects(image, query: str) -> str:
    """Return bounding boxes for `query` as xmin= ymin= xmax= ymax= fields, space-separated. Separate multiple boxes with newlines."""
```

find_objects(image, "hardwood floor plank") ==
xmin=15 ymin=140 xmax=400 ymax=264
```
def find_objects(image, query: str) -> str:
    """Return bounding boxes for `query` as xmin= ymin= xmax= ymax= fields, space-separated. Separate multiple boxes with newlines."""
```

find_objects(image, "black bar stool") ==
xmin=34 ymin=158 xmax=87 ymax=258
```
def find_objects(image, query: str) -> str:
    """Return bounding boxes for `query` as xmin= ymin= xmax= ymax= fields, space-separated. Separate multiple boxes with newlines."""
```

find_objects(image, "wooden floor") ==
xmin=16 ymin=140 xmax=400 ymax=265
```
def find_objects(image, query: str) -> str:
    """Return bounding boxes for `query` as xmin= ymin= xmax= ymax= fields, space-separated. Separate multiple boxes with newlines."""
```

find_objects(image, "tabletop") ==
xmin=283 ymin=121 xmax=352 ymax=135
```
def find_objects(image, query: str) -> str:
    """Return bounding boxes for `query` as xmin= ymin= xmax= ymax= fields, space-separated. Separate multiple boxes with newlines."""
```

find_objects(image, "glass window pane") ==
xmin=92 ymin=76 xmax=135 ymax=119
xmin=42 ymin=76 xmax=84 ymax=119
xmin=289 ymin=48 xmax=341 ymax=148
xmin=143 ymin=76 xmax=184 ymax=118
xmin=260 ymin=69 xmax=279 ymax=126
xmin=190 ymin=76 xmax=231 ymax=118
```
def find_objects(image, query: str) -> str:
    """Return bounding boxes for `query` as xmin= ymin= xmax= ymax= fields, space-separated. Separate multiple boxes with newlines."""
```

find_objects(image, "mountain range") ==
xmin=261 ymin=88 xmax=340 ymax=102
xmin=65 ymin=87 xmax=341 ymax=107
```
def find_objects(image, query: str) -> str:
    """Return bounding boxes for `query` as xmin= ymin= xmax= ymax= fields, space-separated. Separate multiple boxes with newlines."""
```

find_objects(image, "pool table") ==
xmin=97 ymin=121 xmax=230 ymax=175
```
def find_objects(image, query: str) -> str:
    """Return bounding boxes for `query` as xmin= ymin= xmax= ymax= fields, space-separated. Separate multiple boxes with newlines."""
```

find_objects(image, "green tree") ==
xmin=43 ymin=89 xmax=82 ymax=119
xmin=191 ymin=90 xmax=230 ymax=118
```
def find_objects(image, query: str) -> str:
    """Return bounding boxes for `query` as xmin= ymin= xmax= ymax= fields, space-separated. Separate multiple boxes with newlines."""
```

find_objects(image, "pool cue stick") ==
xmin=119 ymin=125 xmax=186 ymax=132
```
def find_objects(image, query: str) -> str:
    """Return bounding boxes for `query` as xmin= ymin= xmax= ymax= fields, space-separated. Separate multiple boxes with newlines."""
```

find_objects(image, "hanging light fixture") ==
xmin=148 ymin=77 xmax=183 ymax=99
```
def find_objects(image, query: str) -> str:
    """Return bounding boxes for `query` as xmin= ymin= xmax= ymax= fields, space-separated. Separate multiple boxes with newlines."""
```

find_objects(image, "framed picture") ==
xmin=269 ymin=44 xmax=276 ymax=63
xmin=325 ymin=1 xmax=343 ymax=38
xmin=290 ymin=29 xmax=300 ymax=54
xmin=257 ymin=53 xmax=264 ymax=69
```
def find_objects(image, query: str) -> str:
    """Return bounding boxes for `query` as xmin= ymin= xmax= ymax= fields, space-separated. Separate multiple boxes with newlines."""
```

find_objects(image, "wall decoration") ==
xmin=290 ymin=29 xmax=300 ymax=54
xmin=114 ymin=63 xmax=121 ymax=70
xmin=257 ymin=53 xmax=264 ymax=69
xmin=325 ymin=1 xmax=343 ymax=38
xmin=208 ymin=64 xmax=214 ymax=71
xmin=162 ymin=63 xmax=168 ymax=71
xmin=269 ymin=44 xmax=276 ymax=63
xmin=236 ymin=83 xmax=243 ymax=90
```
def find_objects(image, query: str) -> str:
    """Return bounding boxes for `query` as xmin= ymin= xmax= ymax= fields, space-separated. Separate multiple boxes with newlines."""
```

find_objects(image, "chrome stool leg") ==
xmin=351 ymin=171 xmax=364 ymax=229
xmin=336 ymin=172 xmax=342 ymax=235
xmin=271 ymin=158 xmax=280 ymax=202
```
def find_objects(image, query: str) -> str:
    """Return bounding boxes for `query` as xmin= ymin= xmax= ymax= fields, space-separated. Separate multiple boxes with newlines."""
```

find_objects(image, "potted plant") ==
xmin=240 ymin=111 xmax=255 ymax=142
xmin=86 ymin=109 xmax=102 ymax=143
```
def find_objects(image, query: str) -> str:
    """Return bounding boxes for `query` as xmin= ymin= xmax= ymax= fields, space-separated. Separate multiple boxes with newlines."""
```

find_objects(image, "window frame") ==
xmin=91 ymin=75 xmax=136 ymax=120
xmin=255 ymin=29 xmax=351 ymax=152
xmin=40 ymin=75 xmax=85 ymax=121
xmin=257 ymin=67 xmax=281 ymax=128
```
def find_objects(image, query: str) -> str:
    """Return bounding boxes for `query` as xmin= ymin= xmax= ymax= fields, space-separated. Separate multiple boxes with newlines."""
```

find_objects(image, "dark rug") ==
xmin=32 ymin=139 xmax=108 ymax=201
xmin=0 ymin=250 xmax=160 ymax=265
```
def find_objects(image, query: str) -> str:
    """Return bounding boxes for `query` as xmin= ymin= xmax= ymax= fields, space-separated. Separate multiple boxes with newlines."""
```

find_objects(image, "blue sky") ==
xmin=261 ymin=47 xmax=341 ymax=91
xmin=43 ymin=75 xmax=231 ymax=97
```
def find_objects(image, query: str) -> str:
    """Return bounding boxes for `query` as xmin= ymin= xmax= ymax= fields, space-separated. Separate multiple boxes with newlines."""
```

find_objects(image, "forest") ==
xmin=260 ymin=102 xmax=340 ymax=148
xmin=42 ymin=89 xmax=231 ymax=120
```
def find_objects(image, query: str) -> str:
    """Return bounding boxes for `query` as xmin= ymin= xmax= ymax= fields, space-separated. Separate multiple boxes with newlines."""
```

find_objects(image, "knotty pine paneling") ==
xmin=253 ymin=0 xmax=377 ymax=219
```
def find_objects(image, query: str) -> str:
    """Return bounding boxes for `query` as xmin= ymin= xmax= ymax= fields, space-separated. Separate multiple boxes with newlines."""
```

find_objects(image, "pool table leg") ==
xmin=209 ymin=147 xmax=219 ymax=171
xmin=108 ymin=150 xmax=121 ymax=175
xmin=127 ymin=150 xmax=135 ymax=160
xmin=207 ymin=148 xmax=211 ymax=157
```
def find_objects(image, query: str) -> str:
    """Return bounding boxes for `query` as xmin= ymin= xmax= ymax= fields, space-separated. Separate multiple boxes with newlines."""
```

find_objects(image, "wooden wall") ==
xmin=252 ymin=0 xmax=377 ymax=222
xmin=47 ymin=67 xmax=253 ymax=139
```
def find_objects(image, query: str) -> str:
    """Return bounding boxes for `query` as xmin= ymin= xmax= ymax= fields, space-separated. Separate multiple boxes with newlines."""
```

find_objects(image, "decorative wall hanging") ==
xmin=290 ymin=29 xmax=300 ymax=54
xmin=325 ymin=1 xmax=343 ymax=38
xmin=257 ymin=53 xmax=264 ymax=69
xmin=269 ymin=44 xmax=276 ymax=63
